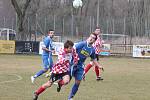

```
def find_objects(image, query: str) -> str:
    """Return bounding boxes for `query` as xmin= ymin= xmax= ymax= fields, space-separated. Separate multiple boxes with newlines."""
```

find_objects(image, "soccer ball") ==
xmin=73 ymin=0 xmax=83 ymax=8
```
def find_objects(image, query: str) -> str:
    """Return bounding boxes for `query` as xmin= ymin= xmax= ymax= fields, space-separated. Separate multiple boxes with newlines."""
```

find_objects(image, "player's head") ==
xmin=64 ymin=40 xmax=74 ymax=53
xmin=87 ymin=33 xmax=97 ymax=44
xmin=94 ymin=27 xmax=101 ymax=35
xmin=48 ymin=29 xmax=54 ymax=38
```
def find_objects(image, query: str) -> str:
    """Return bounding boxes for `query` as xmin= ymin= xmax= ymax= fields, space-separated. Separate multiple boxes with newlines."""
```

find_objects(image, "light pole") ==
xmin=72 ymin=0 xmax=83 ymax=39
xmin=96 ymin=0 xmax=100 ymax=27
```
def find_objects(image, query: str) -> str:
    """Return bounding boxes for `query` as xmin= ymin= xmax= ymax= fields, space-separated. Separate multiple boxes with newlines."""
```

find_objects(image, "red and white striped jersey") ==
xmin=52 ymin=48 xmax=78 ymax=74
xmin=92 ymin=35 xmax=104 ymax=54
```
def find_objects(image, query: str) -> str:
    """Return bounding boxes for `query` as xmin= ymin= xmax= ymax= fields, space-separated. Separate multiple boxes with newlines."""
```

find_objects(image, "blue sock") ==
xmin=68 ymin=83 xmax=79 ymax=99
xmin=34 ymin=70 xmax=46 ymax=78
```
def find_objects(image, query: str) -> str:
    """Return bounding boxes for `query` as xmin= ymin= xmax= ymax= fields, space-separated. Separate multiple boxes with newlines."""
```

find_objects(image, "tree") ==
xmin=11 ymin=0 xmax=31 ymax=40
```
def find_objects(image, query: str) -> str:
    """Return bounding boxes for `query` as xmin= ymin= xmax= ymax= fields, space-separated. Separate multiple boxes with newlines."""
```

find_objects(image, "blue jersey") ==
xmin=70 ymin=41 xmax=96 ymax=80
xmin=75 ymin=41 xmax=96 ymax=65
xmin=42 ymin=36 xmax=54 ymax=56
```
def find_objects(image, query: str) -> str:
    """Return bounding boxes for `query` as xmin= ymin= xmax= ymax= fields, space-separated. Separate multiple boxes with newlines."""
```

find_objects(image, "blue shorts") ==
xmin=70 ymin=64 xmax=84 ymax=81
xmin=42 ymin=55 xmax=53 ymax=70
xmin=49 ymin=56 xmax=53 ymax=69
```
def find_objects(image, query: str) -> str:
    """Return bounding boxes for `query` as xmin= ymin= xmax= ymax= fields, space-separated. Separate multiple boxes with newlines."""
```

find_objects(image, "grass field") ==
xmin=0 ymin=54 xmax=150 ymax=100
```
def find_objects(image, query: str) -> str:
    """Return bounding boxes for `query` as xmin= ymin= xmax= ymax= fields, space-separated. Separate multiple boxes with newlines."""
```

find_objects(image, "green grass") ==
xmin=0 ymin=54 xmax=150 ymax=100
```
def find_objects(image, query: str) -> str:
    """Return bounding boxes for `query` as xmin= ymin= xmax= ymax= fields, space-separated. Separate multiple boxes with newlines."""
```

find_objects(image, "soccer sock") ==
xmin=84 ymin=63 xmax=92 ymax=74
xmin=68 ymin=83 xmax=79 ymax=99
xmin=34 ymin=70 xmax=46 ymax=78
xmin=35 ymin=86 xmax=46 ymax=95
xmin=95 ymin=66 xmax=100 ymax=77
xmin=58 ymin=80 xmax=65 ymax=86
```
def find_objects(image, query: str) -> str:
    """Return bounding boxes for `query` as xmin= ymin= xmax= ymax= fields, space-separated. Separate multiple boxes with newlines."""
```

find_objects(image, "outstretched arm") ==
xmin=93 ymin=60 xmax=104 ymax=71
xmin=72 ymin=48 xmax=79 ymax=65
xmin=90 ymin=48 xmax=104 ymax=71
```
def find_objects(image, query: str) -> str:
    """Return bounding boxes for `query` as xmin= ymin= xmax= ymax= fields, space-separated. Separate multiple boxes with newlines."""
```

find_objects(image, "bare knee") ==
xmin=90 ymin=61 xmax=94 ymax=66
xmin=42 ymin=80 xmax=52 ymax=88
xmin=63 ymin=78 xmax=70 ymax=84
xmin=62 ymin=75 xmax=70 ymax=85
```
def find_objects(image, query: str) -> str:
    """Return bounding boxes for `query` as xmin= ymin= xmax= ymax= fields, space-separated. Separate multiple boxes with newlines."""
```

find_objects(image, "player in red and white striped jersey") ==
xmin=52 ymin=47 xmax=78 ymax=74
xmin=84 ymin=27 xmax=104 ymax=81
xmin=33 ymin=40 xmax=78 ymax=100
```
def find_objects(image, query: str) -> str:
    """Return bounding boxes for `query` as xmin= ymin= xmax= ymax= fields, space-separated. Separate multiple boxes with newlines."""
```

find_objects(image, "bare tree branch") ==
xmin=11 ymin=0 xmax=22 ymax=16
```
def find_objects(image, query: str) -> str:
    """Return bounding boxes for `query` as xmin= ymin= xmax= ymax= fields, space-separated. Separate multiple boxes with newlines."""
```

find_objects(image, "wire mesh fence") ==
xmin=0 ymin=15 xmax=150 ymax=57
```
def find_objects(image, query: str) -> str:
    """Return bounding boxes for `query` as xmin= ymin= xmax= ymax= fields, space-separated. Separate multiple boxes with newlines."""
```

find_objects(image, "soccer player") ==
xmin=68 ymin=33 xmax=104 ymax=100
xmin=33 ymin=40 xmax=78 ymax=100
xmin=31 ymin=29 xmax=55 ymax=83
xmin=84 ymin=27 xmax=104 ymax=81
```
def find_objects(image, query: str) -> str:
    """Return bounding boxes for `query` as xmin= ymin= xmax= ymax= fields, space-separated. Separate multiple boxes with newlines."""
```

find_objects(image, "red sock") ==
xmin=58 ymin=80 xmax=65 ymax=86
xmin=84 ymin=63 xmax=92 ymax=74
xmin=35 ymin=86 xmax=45 ymax=95
xmin=95 ymin=66 xmax=100 ymax=77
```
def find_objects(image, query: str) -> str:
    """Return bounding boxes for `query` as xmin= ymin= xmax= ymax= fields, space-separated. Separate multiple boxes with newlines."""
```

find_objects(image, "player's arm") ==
xmin=72 ymin=48 xmax=79 ymax=65
xmin=42 ymin=46 xmax=51 ymax=52
xmin=90 ymin=49 xmax=104 ymax=71
xmin=42 ymin=38 xmax=51 ymax=52
xmin=98 ymin=38 xmax=105 ymax=49
xmin=42 ymin=38 xmax=53 ymax=52
xmin=100 ymin=40 xmax=105 ymax=49
xmin=50 ymin=39 xmax=55 ymax=53
xmin=93 ymin=60 xmax=104 ymax=71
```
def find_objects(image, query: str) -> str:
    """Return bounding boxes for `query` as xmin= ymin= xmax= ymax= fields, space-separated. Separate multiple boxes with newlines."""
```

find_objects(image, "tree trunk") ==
xmin=11 ymin=0 xmax=31 ymax=40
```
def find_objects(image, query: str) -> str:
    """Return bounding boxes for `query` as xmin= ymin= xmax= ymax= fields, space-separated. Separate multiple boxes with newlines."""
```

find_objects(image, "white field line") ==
xmin=0 ymin=74 xmax=23 ymax=84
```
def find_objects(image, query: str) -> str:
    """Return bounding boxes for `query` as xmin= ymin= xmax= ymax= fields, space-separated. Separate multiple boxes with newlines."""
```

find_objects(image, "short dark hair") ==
xmin=95 ymin=27 xmax=102 ymax=33
xmin=91 ymin=33 xmax=97 ymax=40
xmin=95 ymin=26 xmax=100 ymax=29
xmin=64 ymin=40 xmax=74 ymax=48
xmin=49 ymin=29 xmax=54 ymax=32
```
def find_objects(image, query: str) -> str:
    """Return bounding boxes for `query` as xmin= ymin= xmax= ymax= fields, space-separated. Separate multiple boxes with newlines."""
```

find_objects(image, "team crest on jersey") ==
xmin=80 ymin=50 xmax=89 ymax=57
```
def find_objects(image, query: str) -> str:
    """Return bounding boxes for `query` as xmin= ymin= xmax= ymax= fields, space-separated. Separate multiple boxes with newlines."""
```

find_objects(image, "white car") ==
xmin=0 ymin=28 xmax=16 ymax=40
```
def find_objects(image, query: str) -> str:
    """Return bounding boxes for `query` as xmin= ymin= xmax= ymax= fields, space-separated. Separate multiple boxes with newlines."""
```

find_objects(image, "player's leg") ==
xmin=94 ymin=54 xmax=103 ymax=81
xmin=33 ymin=73 xmax=59 ymax=100
xmin=33 ymin=80 xmax=53 ymax=100
xmin=68 ymin=67 xmax=83 ymax=100
xmin=94 ymin=66 xmax=103 ymax=80
xmin=83 ymin=61 xmax=93 ymax=81
xmin=84 ymin=61 xmax=93 ymax=74
xmin=68 ymin=79 xmax=81 ymax=100
xmin=35 ymin=55 xmax=49 ymax=77
xmin=57 ymin=73 xmax=70 ymax=92
xmin=49 ymin=56 xmax=53 ymax=70
xmin=45 ymin=56 xmax=53 ymax=78
xmin=31 ymin=55 xmax=49 ymax=83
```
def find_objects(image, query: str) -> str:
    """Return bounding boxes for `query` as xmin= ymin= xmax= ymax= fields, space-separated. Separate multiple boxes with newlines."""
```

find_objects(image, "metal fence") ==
xmin=1 ymin=15 xmax=150 ymax=39
xmin=0 ymin=15 xmax=150 ymax=56
xmin=110 ymin=44 xmax=133 ymax=56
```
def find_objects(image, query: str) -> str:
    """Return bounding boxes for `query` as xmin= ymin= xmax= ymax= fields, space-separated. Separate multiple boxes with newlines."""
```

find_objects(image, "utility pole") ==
xmin=96 ymin=0 xmax=100 ymax=27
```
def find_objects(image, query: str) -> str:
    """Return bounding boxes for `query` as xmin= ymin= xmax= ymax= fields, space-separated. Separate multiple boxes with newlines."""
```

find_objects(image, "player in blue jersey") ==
xmin=67 ymin=33 xmax=104 ymax=100
xmin=31 ymin=29 xmax=55 ymax=83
